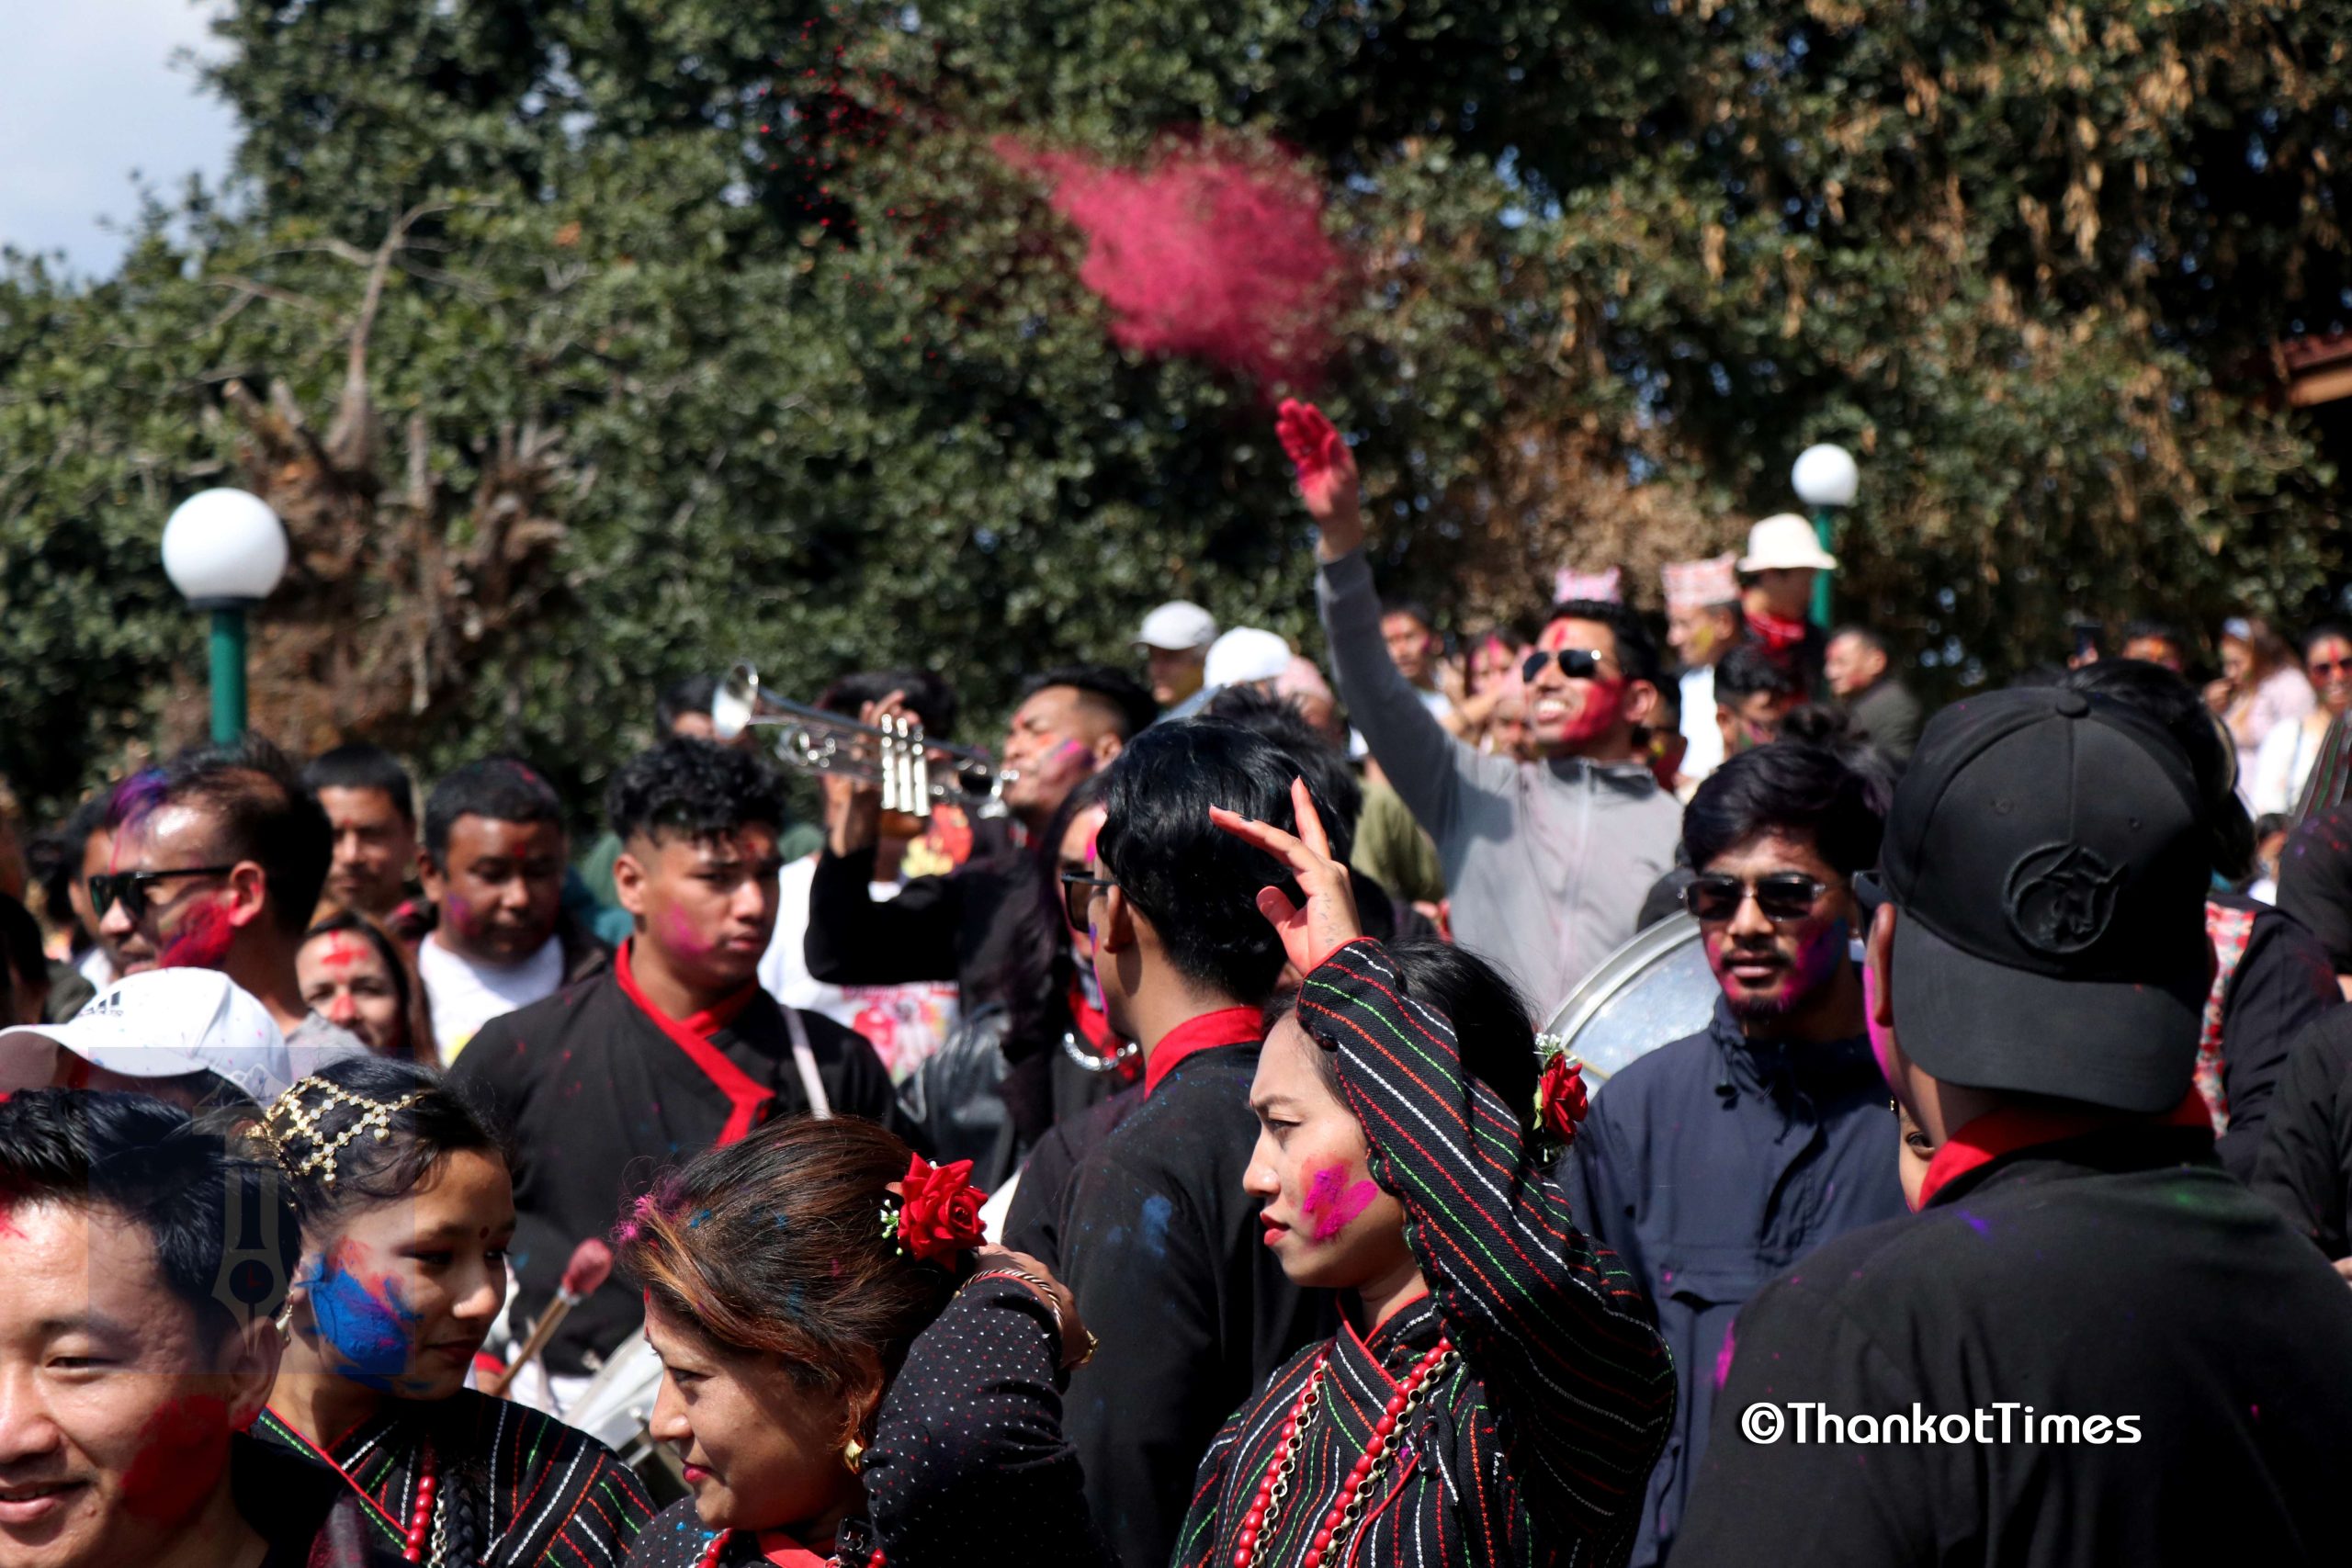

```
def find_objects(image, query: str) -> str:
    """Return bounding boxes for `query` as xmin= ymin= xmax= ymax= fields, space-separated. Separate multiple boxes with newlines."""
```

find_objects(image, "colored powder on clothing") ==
xmin=307 ymin=1242 xmax=420 ymax=1382
xmin=158 ymin=895 xmax=237 ymax=970
xmin=1302 ymin=1165 xmax=1378 ymax=1243
xmin=120 ymin=1394 xmax=231 ymax=1521
xmin=1713 ymin=1322 xmax=1737 ymax=1391
xmin=1139 ymin=1194 xmax=1174 ymax=1259
xmin=994 ymin=136 xmax=1345 ymax=390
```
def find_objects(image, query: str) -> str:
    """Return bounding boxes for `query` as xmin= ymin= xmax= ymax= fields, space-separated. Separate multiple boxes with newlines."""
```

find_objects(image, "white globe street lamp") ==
xmin=1790 ymin=444 xmax=1860 ymax=627
xmin=163 ymin=489 xmax=289 ymax=742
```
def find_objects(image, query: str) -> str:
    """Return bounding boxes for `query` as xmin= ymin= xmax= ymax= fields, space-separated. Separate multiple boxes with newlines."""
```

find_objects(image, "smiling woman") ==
xmin=250 ymin=1055 xmax=656 ymax=1567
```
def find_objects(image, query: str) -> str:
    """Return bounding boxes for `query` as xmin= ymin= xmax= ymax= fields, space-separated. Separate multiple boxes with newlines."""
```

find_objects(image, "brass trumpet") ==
xmin=709 ymin=663 xmax=1012 ymax=818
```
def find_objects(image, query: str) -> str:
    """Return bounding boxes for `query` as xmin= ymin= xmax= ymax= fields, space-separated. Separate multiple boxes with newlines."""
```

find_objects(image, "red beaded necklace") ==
xmin=1230 ymin=1337 xmax=1455 ymax=1568
xmin=693 ymin=1529 xmax=886 ymax=1568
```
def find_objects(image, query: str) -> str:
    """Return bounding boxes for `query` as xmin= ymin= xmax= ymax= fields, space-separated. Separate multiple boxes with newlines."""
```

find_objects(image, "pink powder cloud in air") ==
xmin=996 ymin=136 xmax=1347 ymax=391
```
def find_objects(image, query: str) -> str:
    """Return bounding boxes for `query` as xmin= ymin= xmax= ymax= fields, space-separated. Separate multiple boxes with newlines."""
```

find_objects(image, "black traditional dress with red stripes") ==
xmin=1176 ymin=940 xmax=1676 ymax=1568
xmin=621 ymin=1277 xmax=1111 ymax=1568
xmin=254 ymin=1387 xmax=657 ymax=1568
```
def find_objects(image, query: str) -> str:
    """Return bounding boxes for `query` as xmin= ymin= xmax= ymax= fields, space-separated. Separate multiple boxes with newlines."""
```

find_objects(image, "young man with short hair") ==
xmin=0 ymin=1089 xmax=399 ymax=1567
xmin=1714 ymin=640 xmax=1807 ymax=758
xmin=413 ymin=758 xmax=606 ymax=1063
xmin=1677 ymin=687 xmax=2352 ymax=1565
xmin=1039 ymin=720 xmax=1337 ymax=1568
xmin=302 ymin=741 xmax=420 ymax=919
xmin=1567 ymin=741 xmax=1906 ymax=1566
xmin=97 ymin=737 xmax=366 ymax=1065
xmin=451 ymin=739 xmax=898 ymax=1406
xmin=1379 ymin=596 xmax=1456 ymax=724
xmin=1282 ymin=400 xmax=1679 ymax=1003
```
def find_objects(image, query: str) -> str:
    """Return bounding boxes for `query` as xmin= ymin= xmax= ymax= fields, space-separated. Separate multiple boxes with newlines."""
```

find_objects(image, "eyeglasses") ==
xmin=89 ymin=865 xmax=238 ymax=923
xmin=2312 ymin=658 xmax=2351 ymax=680
xmin=1059 ymin=872 xmax=1114 ymax=931
xmin=1521 ymin=648 xmax=1610 ymax=682
xmin=1682 ymin=871 xmax=1833 ymax=923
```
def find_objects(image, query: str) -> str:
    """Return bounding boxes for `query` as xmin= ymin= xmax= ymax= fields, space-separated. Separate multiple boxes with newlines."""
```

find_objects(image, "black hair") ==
xmin=2060 ymin=660 xmax=2255 ymax=883
xmin=110 ymin=736 xmax=332 ymax=937
xmin=1279 ymin=937 xmax=1540 ymax=1138
xmin=0 ymin=893 xmax=45 ymax=999
xmin=657 ymin=672 xmax=722 ymax=734
xmin=2301 ymin=620 xmax=2352 ymax=659
xmin=818 ymin=670 xmax=960 ymax=739
xmin=1682 ymin=739 xmax=1888 ymax=880
xmin=2255 ymin=812 xmax=2292 ymax=842
xmin=1002 ymin=772 xmax=1113 ymax=1050
xmin=302 ymin=743 xmax=416 ymax=825
xmin=0 ymin=1089 xmax=299 ymax=1343
xmin=2119 ymin=619 xmax=2189 ymax=654
xmin=605 ymin=738 xmax=788 ymax=848
xmin=1544 ymin=598 xmax=1663 ymax=687
xmin=1094 ymin=720 xmax=1327 ymax=1006
xmin=1714 ymin=641 xmax=1806 ymax=703
xmin=262 ymin=1055 xmax=503 ymax=1235
xmin=422 ymin=759 xmax=565 ymax=865
xmin=25 ymin=788 xmax=112 ymax=937
xmin=1828 ymin=625 xmax=1893 ymax=660
xmin=1200 ymin=685 xmax=1363 ymax=861
xmin=1019 ymin=665 xmax=1159 ymax=743
xmin=1379 ymin=597 xmax=1436 ymax=633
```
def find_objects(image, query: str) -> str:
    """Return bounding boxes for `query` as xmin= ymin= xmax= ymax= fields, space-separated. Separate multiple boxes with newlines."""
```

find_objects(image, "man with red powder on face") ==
xmin=1563 ymin=739 xmax=1906 ymax=1567
xmin=0 ymin=1089 xmax=405 ymax=1568
xmin=1280 ymin=400 xmax=1680 ymax=1004
xmin=451 ymin=739 xmax=899 ymax=1414
xmin=98 ymin=738 xmax=367 ymax=1071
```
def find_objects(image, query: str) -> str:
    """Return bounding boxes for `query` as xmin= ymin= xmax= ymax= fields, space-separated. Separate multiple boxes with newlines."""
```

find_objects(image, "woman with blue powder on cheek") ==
xmin=252 ymin=1055 xmax=657 ymax=1566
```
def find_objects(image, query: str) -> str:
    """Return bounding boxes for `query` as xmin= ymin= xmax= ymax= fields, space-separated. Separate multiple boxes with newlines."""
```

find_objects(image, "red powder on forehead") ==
xmin=996 ymin=136 xmax=1346 ymax=391
xmin=120 ymin=1395 xmax=232 ymax=1521
xmin=316 ymin=933 xmax=364 ymax=971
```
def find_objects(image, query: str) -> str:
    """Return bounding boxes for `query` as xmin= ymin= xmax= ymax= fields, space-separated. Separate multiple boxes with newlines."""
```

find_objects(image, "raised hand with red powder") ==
xmin=1274 ymin=399 xmax=1363 ymax=561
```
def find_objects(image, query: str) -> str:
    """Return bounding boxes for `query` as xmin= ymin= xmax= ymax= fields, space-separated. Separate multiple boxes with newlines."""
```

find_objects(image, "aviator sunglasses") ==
xmin=1681 ymin=871 xmax=1832 ymax=923
xmin=1520 ymin=648 xmax=1611 ymax=682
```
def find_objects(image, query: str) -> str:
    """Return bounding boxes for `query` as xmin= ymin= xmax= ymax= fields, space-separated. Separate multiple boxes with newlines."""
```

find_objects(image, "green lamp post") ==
xmin=163 ymin=488 xmax=289 ymax=744
xmin=1790 ymin=443 xmax=1859 ymax=629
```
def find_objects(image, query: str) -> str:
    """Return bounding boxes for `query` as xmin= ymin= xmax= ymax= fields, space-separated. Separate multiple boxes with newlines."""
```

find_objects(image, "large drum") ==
xmin=1540 ymin=913 xmax=1713 ymax=1088
xmin=560 ymin=1329 xmax=687 ymax=1504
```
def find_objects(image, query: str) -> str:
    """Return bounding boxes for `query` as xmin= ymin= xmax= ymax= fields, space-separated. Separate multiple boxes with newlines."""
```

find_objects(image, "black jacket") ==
xmin=1054 ymin=1042 xmax=1335 ymax=1568
xmin=449 ymin=961 xmax=901 ymax=1375
xmin=2253 ymin=1004 xmax=2352 ymax=1258
xmin=1675 ymin=1122 xmax=2352 ymax=1566
xmin=2207 ymin=894 xmax=2340 ymax=1179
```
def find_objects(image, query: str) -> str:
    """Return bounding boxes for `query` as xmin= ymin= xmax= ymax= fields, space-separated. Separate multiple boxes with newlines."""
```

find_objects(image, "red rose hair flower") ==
xmin=1536 ymin=1053 xmax=1590 ymax=1146
xmin=884 ymin=1154 xmax=989 ymax=1265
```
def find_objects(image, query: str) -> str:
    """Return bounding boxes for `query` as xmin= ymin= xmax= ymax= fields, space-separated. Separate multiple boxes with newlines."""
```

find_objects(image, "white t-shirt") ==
xmin=418 ymin=931 xmax=565 ymax=1065
xmin=759 ymin=854 xmax=959 ymax=1084
xmin=1679 ymin=664 xmax=1724 ymax=786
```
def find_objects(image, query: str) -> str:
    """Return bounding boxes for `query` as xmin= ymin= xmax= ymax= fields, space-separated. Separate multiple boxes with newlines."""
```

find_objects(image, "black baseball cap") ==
xmin=1877 ymin=686 xmax=2211 ymax=1112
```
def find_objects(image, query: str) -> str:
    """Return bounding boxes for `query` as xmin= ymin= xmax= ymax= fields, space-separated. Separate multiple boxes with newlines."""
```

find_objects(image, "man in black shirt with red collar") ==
xmin=1038 ymin=720 xmax=1339 ymax=1568
xmin=452 ymin=740 xmax=899 ymax=1399
xmin=1677 ymin=686 xmax=2352 ymax=1566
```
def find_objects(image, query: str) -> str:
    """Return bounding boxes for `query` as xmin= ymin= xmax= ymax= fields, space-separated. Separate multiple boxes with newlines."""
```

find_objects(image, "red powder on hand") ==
xmin=997 ymin=137 xmax=1346 ymax=390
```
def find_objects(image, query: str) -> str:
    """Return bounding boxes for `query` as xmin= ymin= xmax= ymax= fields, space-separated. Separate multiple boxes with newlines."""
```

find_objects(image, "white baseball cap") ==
xmin=1136 ymin=601 xmax=1218 ymax=652
xmin=0 ymin=970 xmax=298 ymax=1105
xmin=1204 ymin=627 xmax=1295 ymax=692
xmin=1740 ymin=513 xmax=1838 ymax=573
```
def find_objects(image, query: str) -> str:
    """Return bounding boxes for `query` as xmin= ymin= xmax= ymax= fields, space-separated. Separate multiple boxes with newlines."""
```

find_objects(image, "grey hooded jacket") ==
xmin=1318 ymin=547 xmax=1680 ymax=1006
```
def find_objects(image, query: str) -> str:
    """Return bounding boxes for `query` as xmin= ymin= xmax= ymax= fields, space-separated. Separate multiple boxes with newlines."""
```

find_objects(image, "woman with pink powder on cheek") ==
xmin=1177 ymin=782 xmax=1674 ymax=1568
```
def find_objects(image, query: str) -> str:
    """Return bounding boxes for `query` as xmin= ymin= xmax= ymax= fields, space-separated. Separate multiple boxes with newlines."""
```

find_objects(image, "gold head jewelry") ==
xmin=265 ymin=1075 xmax=426 ymax=1186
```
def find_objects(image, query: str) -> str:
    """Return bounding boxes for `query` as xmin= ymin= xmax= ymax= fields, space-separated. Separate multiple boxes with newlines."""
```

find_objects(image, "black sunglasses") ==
xmin=1682 ymin=871 xmax=1832 ymax=923
xmin=1521 ymin=648 xmax=1609 ymax=682
xmin=89 ymin=865 xmax=239 ymax=924
xmin=1059 ymin=871 xmax=1114 ymax=931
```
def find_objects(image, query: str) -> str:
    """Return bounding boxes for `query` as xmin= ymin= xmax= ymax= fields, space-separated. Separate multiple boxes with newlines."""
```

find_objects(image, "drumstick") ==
xmin=485 ymin=1238 xmax=614 ymax=1398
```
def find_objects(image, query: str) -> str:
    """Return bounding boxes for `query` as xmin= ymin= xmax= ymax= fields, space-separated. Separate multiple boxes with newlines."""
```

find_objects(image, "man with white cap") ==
xmin=1203 ymin=626 xmax=1293 ymax=698
xmin=0 ymin=967 xmax=332 ymax=1110
xmin=1738 ymin=513 xmax=1837 ymax=687
xmin=1663 ymin=551 xmax=1746 ymax=787
xmin=1136 ymin=600 xmax=1218 ymax=720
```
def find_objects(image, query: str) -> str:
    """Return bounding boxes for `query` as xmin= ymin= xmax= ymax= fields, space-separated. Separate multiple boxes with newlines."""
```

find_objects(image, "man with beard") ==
xmin=1565 ymin=740 xmax=1907 ymax=1567
xmin=1280 ymin=400 xmax=1679 ymax=1003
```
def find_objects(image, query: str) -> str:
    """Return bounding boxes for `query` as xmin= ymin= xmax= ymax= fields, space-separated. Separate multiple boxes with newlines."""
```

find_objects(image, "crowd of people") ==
xmin=1 ymin=395 xmax=2351 ymax=1568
